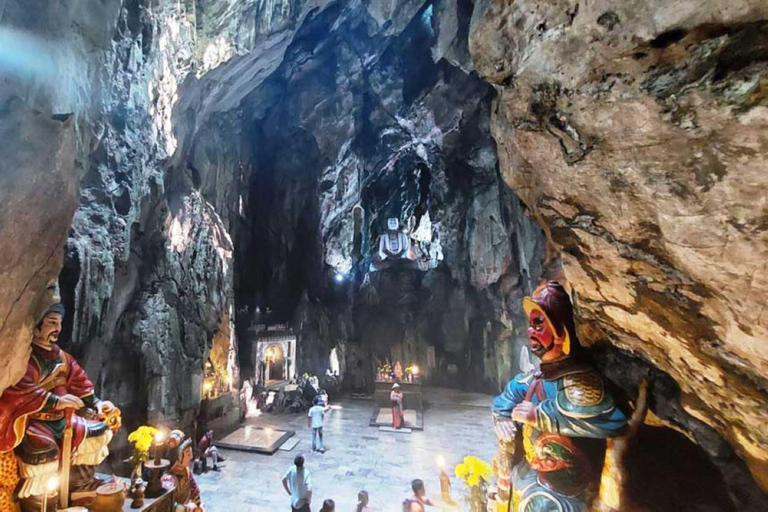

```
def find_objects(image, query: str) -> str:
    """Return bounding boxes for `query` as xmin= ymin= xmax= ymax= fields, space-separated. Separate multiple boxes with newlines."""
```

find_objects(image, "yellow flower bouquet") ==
xmin=455 ymin=455 xmax=493 ymax=511
xmin=128 ymin=425 xmax=159 ymax=465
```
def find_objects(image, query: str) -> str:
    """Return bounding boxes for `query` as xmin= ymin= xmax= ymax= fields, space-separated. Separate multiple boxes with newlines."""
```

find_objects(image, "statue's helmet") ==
xmin=522 ymin=281 xmax=577 ymax=356
xmin=387 ymin=218 xmax=399 ymax=230
xmin=165 ymin=430 xmax=192 ymax=466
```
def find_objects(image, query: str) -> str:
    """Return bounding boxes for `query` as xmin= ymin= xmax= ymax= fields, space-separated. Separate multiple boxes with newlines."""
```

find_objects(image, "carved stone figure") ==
xmin=0 ymin=303 xmax=120 ymax=510
xmin=370 ymin=217 xmax=413 ymax=271
xmin=492 ymin=282 xmax=627 ymax=511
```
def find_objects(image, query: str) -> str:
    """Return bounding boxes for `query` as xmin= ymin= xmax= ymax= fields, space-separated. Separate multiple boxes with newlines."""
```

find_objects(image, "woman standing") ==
xmin=390 ymin=383 xmax=404 ymax=429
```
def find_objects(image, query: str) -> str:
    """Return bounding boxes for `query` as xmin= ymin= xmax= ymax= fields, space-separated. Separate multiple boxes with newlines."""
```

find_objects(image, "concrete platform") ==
xmin=216 ymin=425 xmax=295 ymax=454
xmin=369 ymin=407 xmax=423 ymax=430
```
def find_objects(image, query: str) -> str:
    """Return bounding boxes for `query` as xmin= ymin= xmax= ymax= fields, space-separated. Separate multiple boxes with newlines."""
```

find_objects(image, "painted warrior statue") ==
xmin=492 ymin=282 xmax=627 ymax=511
xmin=0 ymin=303 xmax=120 ymax=510
xmin=162 ymin=430 xmax=204 ymax=511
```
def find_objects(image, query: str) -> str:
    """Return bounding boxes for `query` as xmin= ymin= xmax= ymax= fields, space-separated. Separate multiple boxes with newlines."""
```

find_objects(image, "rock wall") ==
xmin=470 ymin=0 xmax=768 ymax=501
xmin=0 ymin=0 xmax=117 ymax=395
xmin=0 ymin=0 xmax=262 ymax=456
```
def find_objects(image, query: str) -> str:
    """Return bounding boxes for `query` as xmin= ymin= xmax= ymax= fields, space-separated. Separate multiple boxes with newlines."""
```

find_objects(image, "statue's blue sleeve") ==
xmin=492 ymin=371 xmax=533 ymax=417
xmin=535 ymin=371 xmax=626 ymax=438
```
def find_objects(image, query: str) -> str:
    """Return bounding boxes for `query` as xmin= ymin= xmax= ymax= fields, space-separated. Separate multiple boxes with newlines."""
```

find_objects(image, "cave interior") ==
xmin=0 ymin=0 xmax=767 ymax=510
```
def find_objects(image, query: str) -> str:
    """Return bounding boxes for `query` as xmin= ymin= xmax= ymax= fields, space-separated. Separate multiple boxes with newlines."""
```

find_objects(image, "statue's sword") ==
xmin=59 ymin=408 xmax=75 ymax=508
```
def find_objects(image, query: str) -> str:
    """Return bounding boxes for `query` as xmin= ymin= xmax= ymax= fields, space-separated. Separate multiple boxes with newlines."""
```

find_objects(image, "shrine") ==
xmin=252 ymin=324 xmax=297 ymax=385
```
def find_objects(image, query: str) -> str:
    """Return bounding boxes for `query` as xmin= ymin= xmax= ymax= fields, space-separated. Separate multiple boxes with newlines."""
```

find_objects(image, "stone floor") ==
xmin=198 ymin=388 xmax=497 ymax=511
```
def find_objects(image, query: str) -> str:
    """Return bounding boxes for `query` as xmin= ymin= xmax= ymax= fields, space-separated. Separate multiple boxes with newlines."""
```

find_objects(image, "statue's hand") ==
xmin=512 ymin=401 xmax=538 ymax=425
xmin=55 ymin=394 xmax=85 ymax=411
xmin=96 ymin=400 xmax=116 ymax=415
xmin=494 ymin=416 xmax=517 ymax=443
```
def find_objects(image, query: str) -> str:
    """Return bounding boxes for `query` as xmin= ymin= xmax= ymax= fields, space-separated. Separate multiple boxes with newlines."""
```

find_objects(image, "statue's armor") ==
xmin=493 ymin=359 xmax=626 ymax=512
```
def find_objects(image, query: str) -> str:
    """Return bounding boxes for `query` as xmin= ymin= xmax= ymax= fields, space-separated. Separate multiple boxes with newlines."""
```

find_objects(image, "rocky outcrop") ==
xmin=0 ymin=0 xmax=116 ymax=395
xmin=0 ymin=101 xmax=78 ymax=394
xmin=470 ymin=0 xmax=768 ymax=499
xmin=0 ymin=0 xmax=261 ymax=452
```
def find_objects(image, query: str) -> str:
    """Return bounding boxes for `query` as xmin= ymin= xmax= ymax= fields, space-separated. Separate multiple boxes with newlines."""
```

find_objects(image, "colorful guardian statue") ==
xmin=492 ymin=282 xmax=626 ymax=511
xmin=0 ymin=303 xmax=120 ymax=510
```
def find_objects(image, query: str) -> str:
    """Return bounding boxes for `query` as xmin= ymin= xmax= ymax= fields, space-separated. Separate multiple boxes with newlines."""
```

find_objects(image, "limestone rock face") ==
xmin=0 ymin=102 xmax=78 ymax=393
xmin=470 ymin=0 xmax=768 ymax=496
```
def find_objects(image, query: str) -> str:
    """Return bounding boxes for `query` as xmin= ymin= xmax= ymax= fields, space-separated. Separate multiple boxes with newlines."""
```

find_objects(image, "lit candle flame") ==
xmin=437 ymin=454 xmax=445 ymax=468
xmin=154 ymin=431 xmax=165 ymax=444
xmin=46 ymin=475 xmax=59 ymax=492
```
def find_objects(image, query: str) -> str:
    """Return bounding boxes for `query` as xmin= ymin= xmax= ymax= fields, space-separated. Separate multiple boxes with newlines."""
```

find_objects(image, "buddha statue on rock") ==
xmin=370 ymin=217 xmax=413 ymax=271
xmin=492 ymin=281 xmax=627 ymax=512
xmin=0 ymin=302 xmax=121 ymax=510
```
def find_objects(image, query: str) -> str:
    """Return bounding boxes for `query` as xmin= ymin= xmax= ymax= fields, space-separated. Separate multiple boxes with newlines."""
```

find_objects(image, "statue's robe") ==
xmin=0 ymin=344 xmax=111 ymax=498
xmin=162 ymin=466 xmax=203 ymax=509
xmin=493 ymin=358 xmax=627 ymax=512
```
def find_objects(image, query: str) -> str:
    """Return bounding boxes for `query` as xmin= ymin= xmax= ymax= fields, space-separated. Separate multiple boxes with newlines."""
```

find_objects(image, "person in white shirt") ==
xmin=307 ymin=397 xmax=328 ymax=453
xmin=282 ymin=455 xmax=313 ymax=512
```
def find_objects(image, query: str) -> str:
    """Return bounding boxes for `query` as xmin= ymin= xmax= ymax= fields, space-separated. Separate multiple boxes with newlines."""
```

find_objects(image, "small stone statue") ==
xmin=129 ymin=478 xmax=145 ymax=509
xmin=492 ymin=281 xmax=628 ymax=511
xmin=394 ymin=361 xmax=404 ymax=381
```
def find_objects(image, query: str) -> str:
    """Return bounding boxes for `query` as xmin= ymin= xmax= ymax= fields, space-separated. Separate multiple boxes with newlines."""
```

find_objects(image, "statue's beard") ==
xmin=35 ymin=332 xmax=59 ymax=347
xmin=530 ymin=337 xmax=553 ymax=358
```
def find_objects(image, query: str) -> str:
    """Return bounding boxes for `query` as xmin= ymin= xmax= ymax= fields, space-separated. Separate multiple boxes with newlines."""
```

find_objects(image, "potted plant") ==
xmin=455 ymin=455 xmax=493 ymax=512
xmin=127 ymin=426 xmax=158 ymax=483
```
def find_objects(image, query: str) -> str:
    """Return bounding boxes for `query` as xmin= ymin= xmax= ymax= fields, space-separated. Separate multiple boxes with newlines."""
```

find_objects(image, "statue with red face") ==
xmin=492 ymin=282 xmax=627 ymax=512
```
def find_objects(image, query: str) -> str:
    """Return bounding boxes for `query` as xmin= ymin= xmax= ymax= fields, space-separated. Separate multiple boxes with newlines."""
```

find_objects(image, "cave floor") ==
xmin=198 ymin=387 xmax=496 ymax=511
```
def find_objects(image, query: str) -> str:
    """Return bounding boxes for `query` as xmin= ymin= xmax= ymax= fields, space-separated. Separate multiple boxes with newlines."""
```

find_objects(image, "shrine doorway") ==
xmin=264 ymin=344 xmax=285 ymax=382
xmin=253 ymin=325 xmax=297 ymax=385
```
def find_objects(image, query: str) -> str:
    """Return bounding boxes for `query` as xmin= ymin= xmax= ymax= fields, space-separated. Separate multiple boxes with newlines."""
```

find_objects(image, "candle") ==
xmin=437 ymin=454 xmax=453 ymax=504
xmin=41 ymin=475 xmax=59 ymax=512
xmin=153 ymin=431 xmax=166 ymax=465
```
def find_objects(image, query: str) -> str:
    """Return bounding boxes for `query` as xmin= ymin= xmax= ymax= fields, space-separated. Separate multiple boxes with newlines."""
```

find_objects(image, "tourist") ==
xmin=356 ymin=490 xmax=370 ymax=512
xmin=319 ymin=498 xmax=335 ymax=511
xmin=282 ymin=455 xmax=313 ymax=512
xmin=390 ymin=383 xmax=404 ymax=429
xmin=196 ymin=429 xmax=226 ymax=472
xmin=308 ymin=396 xmax=328 ymax=453
xmin=402 ymin=480 xmax=434 ymax=512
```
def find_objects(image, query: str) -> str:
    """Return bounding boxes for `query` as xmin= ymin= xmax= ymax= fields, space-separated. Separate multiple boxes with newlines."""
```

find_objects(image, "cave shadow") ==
xmin=623 ymin=425 xmax=736 ymax=512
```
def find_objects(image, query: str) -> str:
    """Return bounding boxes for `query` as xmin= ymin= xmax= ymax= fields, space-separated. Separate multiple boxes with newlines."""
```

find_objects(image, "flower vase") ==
xmin=131 ymin=461 xmax=143 ymax=485
xmin=469 ymin=485 xmax=487 ymax=512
